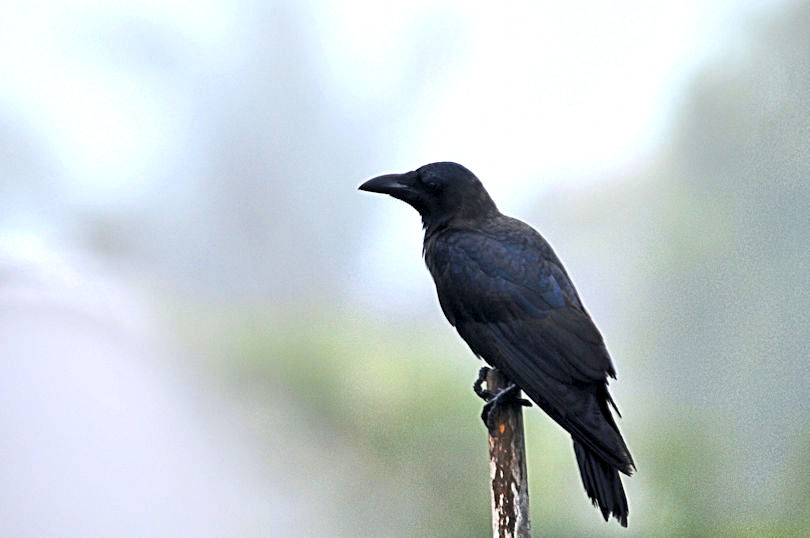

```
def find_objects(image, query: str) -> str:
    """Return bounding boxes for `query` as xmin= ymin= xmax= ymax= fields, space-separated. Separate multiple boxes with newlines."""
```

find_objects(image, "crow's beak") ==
xmin=358 ymin=172 xmax=415 ymax=196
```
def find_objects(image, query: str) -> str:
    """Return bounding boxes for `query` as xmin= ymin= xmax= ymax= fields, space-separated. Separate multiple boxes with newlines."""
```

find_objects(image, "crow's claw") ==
xmin=473 ymin=366 xmax=494 ymax=401
xmin=480 ymin=382 xmax=532 ymax=431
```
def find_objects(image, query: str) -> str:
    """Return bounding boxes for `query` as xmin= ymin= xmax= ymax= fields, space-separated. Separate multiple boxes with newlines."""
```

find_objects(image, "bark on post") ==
xmin=486 ymin=369 xmax=531 ymax=538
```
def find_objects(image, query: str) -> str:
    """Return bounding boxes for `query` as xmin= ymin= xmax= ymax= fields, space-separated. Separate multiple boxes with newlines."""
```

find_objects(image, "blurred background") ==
xmin=1 ymin=0 xmax=808 ymax=535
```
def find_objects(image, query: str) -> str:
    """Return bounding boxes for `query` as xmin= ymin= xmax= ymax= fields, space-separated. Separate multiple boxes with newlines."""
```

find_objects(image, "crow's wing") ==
xmin=426 ymin=228 xmax=633 ymax=472
xmin=427 ymin=228 xmax=617 ymax=383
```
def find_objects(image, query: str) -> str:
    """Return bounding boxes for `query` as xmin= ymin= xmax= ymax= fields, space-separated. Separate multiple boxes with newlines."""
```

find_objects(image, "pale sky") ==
xmin=0 ymin=0 xmax=792 ymax=309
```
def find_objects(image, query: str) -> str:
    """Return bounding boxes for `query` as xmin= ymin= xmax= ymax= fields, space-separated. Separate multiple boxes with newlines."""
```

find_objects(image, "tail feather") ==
xmin=574 ymin=440 xmax=629 ymax=527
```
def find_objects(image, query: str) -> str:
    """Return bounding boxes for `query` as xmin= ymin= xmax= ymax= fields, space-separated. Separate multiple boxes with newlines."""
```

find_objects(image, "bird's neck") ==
xmin=421 ymin=213 xmax=451 ymax=242
xmin=422 ymin=191 xmax=501 ymax=241
xmin=422 ymin=208 xmax=501 ymax=243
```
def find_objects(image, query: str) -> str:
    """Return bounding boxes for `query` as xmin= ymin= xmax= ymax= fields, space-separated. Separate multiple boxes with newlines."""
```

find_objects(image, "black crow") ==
xmin=359 ymin=162 xmax=635 ymax=526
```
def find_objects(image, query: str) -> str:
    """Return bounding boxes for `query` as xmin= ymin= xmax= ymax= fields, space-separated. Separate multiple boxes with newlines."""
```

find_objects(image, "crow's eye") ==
xmin=422 ymin=179 xmax=440 ymax=192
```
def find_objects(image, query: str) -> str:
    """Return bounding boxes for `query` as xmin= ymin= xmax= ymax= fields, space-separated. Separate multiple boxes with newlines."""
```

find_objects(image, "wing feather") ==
xmin=427 ymin=229 xmax=632 ymax=471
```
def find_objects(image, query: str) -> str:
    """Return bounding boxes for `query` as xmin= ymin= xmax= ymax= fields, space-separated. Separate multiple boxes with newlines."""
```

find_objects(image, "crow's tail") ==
xmin=574 ymin=440 xmax=629 ymax=527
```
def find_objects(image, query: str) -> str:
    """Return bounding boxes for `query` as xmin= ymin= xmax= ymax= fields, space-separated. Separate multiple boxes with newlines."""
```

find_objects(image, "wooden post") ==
xmin=486 ymin=369 xmax=532 ymax=538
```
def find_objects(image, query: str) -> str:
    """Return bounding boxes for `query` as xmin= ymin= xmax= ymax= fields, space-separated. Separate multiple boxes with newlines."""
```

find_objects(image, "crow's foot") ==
xmin=481 ymin=383 xmax=532 ymax=430
xmin=474 ymin=368 xmax=532 ymax=430
xmin=473 ymin=366 xmax=494 ymax=401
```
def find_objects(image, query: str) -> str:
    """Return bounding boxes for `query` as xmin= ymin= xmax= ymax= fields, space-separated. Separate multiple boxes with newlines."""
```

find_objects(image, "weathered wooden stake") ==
xmin=486 ymin=369 xmax=532 ymax=538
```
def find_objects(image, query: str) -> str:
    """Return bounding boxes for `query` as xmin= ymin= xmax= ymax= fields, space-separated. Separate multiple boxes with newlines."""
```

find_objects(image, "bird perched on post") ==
xmin=359 ymin=162 xmax=635 ymax=526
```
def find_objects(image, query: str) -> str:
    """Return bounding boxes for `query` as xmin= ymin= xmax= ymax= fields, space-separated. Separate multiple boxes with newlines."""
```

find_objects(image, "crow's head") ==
xmin=359 ymin=162 xmax=499 ymax=230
